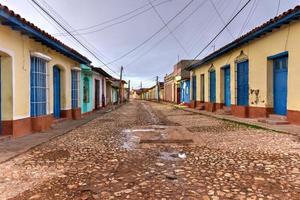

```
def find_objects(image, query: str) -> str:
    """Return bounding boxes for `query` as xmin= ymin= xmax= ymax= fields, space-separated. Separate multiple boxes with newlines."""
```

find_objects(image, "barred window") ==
xmin=30 ymin=57 xmax=48 ymax=117
xmin=71 ymin=70 xmax=80 ymax=108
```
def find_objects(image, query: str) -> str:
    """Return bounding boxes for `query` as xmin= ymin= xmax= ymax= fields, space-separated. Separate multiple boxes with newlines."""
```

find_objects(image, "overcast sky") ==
xmin=0 ymin=0 xmax=299 ymax=88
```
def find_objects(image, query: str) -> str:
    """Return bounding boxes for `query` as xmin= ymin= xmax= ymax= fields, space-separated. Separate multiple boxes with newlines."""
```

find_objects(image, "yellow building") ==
xmin=188 ymin=6 xmax=300 ymax=125
xmin=0 ymin=5 xmax=91 ymax=137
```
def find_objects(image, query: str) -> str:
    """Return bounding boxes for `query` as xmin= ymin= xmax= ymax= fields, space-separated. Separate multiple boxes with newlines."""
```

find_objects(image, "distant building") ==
xmin=164 ymin=60 xmax=198 ymax=104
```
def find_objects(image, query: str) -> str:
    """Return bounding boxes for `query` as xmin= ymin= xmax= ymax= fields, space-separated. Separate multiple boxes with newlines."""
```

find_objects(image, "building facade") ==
xmin=164 ymin=73 xmax=175 ymax=102
xmin=0 ymin=5 xmax=91 ymax=137
xmin=188 ymin=6 xmax=300 ymax=124
xmin=80 ymin=64 xmax=93 ymax=114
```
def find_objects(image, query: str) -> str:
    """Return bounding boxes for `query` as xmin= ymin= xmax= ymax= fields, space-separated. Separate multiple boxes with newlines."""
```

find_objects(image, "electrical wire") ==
xmin=148 ymin=0 xmax=189 ymax=56
xmin=54 ymin=0 xmax=174 ymax=37
xmin=208 ymin=0 xmax=234 ymax=39
xmin=105 ymin=0 xmax=195 ymax=66
xmin=31 ymin=0 xmax=120 ymax=77
xmin=126 ymin=0 xmax=208 ymax=67
xmin=39 ymin=0 xmax=111 ymax=61
xmin=192 ymin=0 xmax=252 ymax=61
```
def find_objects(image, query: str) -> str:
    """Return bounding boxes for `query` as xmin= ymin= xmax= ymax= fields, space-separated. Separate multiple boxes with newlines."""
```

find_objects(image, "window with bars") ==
xmin=30 ymin=57 xmax=48 ymax=117
xmin=71 ymin=70 xmax=80 ymax=109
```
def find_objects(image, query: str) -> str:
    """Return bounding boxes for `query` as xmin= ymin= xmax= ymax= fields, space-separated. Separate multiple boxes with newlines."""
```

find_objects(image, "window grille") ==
xmin=30 ymin=57 xmax=48 ymax=117
xmin=71 ymin=70 xmax=80 ymax=108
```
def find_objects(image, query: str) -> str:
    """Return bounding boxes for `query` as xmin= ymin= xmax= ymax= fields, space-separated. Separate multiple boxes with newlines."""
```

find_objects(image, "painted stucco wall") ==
xmin=190 ymin=21 xmax=300 ymax=111
xmin=80 ymin=64 xmax=93 ymax=113
xmin=93 ymin=72 xmax=107 ymax=108
xmin=112 ymin=87 xmax=118 ymax=104
xmin=0 ymin=25 xmax=80 ymax=121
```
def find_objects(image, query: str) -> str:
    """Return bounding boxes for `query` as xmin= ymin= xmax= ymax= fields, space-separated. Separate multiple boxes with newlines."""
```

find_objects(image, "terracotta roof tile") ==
xmin=0 ymin=4 xmax=91 ymax=64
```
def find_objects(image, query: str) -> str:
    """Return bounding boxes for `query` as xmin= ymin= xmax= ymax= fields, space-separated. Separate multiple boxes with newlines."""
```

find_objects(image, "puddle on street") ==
xmin=159 ymin=151 xmax=187 ymax=161
xmin=121 ymin=125 xmax=195 ymax=151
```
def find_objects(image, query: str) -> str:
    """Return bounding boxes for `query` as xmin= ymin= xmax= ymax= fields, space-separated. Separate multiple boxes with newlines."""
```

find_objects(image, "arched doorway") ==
xmin=0 ymin=50 xmax=13 ymax=135
xmin=53 ymin=66 xmax=61 ymax=118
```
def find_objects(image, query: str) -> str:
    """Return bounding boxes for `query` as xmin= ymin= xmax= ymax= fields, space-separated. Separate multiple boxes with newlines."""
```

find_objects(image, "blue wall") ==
xmin=180 ymin=80 xmax=190 ymax=103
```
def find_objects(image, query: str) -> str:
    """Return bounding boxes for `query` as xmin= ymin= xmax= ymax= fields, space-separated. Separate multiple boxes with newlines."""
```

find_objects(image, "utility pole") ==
xmin=119 ymin=66 xmax=123 ymax=104
xmin=140 ymin=81 xmax=142 ymax=89
xmin=128 ymin=80 xmax=130 ymax=101
xmin=156 ymin=76 xmax=160 ymax=102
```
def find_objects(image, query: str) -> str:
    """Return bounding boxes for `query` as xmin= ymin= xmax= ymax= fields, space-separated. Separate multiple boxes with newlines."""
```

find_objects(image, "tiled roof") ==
xmin=189 ymin=5 xmax=300 ymax=70
xmin=0 ymin=4 xmax=91 ymax=64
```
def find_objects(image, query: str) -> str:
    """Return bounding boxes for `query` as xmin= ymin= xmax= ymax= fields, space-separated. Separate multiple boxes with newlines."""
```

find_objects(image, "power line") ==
xmin=54 ymin=0 xmax=174 ymax=37
xmin=105 ymin=0 xmax=195 ymax=66
xmin=192 ymin=0 xmax=252 ymax=61
xmin=148 ymin=0 xmax=189 ymax=56
xmin=187 ymin=0 xmax=242 ymax=54
xmin=31 ymin=0 xmax=120 ymax=77
xmin=238 ymin=0 xmax=258 ymax=36
xmin=208 ymin=0 xmax=234 ymax=39
xmin=126 ymin=0 xmax=208 ymax=67
xmin=276 ymin=0 xmax=281 ymax=16
xmin=39 ymin=0 xmax=113 ymax=62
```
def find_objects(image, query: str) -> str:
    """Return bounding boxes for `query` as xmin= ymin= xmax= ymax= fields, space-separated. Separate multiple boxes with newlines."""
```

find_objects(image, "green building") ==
xmin=80 ymin=64 xmax=93 ymax=113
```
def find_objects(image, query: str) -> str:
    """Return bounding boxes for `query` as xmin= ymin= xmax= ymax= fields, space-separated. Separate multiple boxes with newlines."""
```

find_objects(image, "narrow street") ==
xmin=1 ymin=101 xmax=300 ymax=200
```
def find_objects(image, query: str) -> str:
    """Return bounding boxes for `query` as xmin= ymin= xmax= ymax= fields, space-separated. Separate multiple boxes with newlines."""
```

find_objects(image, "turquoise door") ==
xmin=237 ymin=61 xmax=249 ymax=106
xmin=273 ymin=56 xmax=288 ymax=115
xmin=53 ymin=66 xmax=61 ymax=118
xmin=209 ymin=71 xmax=216 ymax=103
xmin=224 ymin=67 xmax=231 ymax=107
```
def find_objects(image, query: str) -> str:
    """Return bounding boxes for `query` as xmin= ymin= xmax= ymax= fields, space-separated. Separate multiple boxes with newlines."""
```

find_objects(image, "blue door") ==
xmin=237 ymin=61 xmax=249 ymax=106
xmin=192 ymin=76 xmax=197 ymax=100
xmin=53 ymin=67 xmax=61 ymax=118
xmin=210 ymin=71 xmax=216 ymax=103
xmin=180 ymin=80 xmax=190 ymax=103
xmin=273 ymin=56 xmax=288 ymax=115
xmin=224 ymin=67 xmax=231 ymax=107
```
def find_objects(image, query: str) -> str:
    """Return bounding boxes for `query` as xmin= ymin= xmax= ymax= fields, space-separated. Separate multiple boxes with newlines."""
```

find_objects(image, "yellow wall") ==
xmin=0 ymin=25 xmax=80 ymax=120
xmin=191 ymin=21 xmax=300 ymax=111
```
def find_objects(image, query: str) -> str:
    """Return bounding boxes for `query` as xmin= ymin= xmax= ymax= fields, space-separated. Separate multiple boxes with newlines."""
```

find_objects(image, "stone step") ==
xmin=258 ymin=118 xmax=290 ymax=125
xmin=216 ymin=107 xmax=232 ymax=115
xmin=195 ymin=103 xmax=205 ymax=110
xmin=268 ymin=114 xmax=287 ymax=121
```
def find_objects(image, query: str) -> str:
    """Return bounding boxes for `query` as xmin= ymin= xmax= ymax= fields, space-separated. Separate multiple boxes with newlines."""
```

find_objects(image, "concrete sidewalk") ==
xmin=173 ymin=105 xmax=300 ymax=136
xmin=0 ymin=104 xmax=122 ymax=164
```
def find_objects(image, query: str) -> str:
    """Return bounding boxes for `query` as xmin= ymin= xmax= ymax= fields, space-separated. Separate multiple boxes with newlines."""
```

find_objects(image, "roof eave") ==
xmin=0 ymin=9 xmax=91 ymax=64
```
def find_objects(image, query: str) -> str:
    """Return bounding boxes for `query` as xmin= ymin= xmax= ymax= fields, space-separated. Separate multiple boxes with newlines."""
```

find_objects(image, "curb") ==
xmin=0 ymin=103 xmax=125 ymax=164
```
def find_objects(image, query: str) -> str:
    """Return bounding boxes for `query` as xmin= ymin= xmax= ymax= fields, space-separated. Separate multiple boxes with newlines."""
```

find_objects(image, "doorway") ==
xmin=53 ymin=66 xmax=61 ymax=118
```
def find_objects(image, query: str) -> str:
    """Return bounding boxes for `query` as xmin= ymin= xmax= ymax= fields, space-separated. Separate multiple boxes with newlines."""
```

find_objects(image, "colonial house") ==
xmin=164 ymin=73 xmax=175 ymax=103
xmin=92 ymin=67 xmax=112 ymax=109
xmin=80 ymin=64 xmax=93 ymax=114
xmin=0 ymin=4 xmax=91 ymax=137
xmin=188 ymin=6 xmax=300 ymax=125
xmin=164 ymin=60 xmax=196 ymax=104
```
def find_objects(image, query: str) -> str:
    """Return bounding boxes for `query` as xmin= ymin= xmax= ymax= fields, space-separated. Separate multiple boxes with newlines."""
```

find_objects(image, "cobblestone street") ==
xmin=1 ymin=101 xmax=300 ymax=200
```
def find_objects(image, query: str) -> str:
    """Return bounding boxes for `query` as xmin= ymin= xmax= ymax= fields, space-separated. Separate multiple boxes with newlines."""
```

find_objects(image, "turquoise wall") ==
xmin=80 ymin=64 xmax=93 ymax=113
